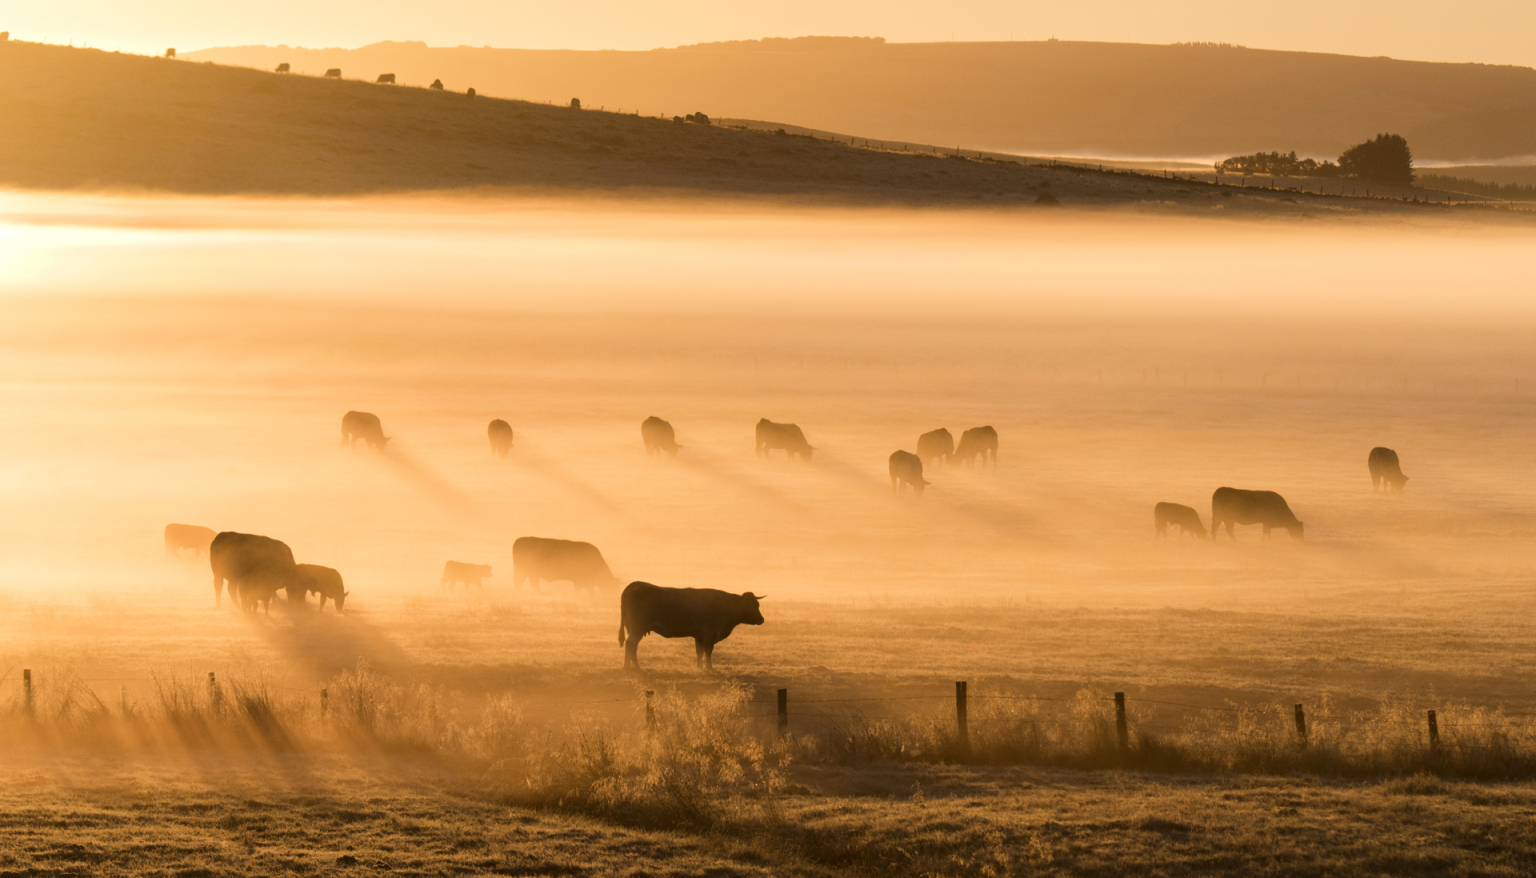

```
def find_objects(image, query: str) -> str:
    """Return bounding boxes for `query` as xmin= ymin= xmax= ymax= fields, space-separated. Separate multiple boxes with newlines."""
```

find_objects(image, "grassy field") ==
xmin=4 ymin=193 xmax=1536 ymax=872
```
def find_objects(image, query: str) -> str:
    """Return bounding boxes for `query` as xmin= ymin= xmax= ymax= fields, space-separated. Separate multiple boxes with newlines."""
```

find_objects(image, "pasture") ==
xmin=3 ymin=193 xmax=1536 ymax=873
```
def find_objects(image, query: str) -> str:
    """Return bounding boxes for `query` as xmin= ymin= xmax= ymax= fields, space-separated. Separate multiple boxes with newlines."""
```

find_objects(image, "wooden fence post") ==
xmin=22 ymin=669 xmax=32 ymax=717
xmin=1427 ymin=710 xmax=1440 ymax=758
xmin=956 ymin=681 xmax=970 ymax=756
xmin=1114 ymin=692 xmax=1129 ymax=752
xmin=777 ymin=689 xmax=788 ymax=736
xmin=1294 ymin=704 xmax=1308 ymax=749
xmin=321 ymin=688 xmax=329 ymax=725
xmin=645 ymin=690 xmax=656 ymax=735
xmin=208 ymin=671 xmax=218 ymax=711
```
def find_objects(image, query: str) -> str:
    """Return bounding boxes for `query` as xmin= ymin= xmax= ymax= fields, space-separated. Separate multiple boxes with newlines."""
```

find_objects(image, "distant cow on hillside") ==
xmin=756 ymin=419 xmax=813 ymax=462
xmin=916 ymin=428 xmax=954 ymax=467
xmin=952 ymin=426 xmax=998 ymax=468
xmin=642 ymin=416 xmax=681 ymax=458
xmin=1154 ymin=502 xmax=1207 ymax=540
xmin=487 ymin=419 xmax=513 ymax=458
xmin=165 ymin=48 xmax=175 ymax=58
xmin=889 ymin=450 xmax=929 ymax=497
xmin=295 ymin=563 xmax=348 ymax=613
xmin=570 ymin=98 xmax=581 ymax=109
xmin=342 ymin=411 xmax=390 ymax=451
xmin=164 ymin=523 xmax=217 ymax=559
xmin=210 ymin=531 xmax=298 ymax=614
xmin=467 ymin=88 xmax=476 ymax=98
xmin=276 ymin=63 xmax=290 ymax=73
xmin=512 ymin=537 xmax=621 ymax=594
xmin=430 ymin=79 xmax=444 ymax=90
xmin=618 ymin=581 xmax=764 ymax=671
xmin=324 ymin=68 xmax=342 ymax=78
xmin=1368 ymin=447 xmax=1408 ymax=492
xmin=1211 ymin=487 xmax=1304 ymax=541
xmin=441 ymin=560 xmax=492 ymax=592
xmin=376 ymin=73 xmax=395 ymax=84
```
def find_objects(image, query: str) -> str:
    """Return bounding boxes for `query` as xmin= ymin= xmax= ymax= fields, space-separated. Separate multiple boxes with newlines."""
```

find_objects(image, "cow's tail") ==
xmin=617 ymin=615 xmax=627 ymax=647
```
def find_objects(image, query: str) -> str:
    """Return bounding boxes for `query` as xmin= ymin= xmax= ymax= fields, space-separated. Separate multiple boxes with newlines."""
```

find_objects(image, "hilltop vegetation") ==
xmin=188 ymin=37 xmax=1536 ymax=162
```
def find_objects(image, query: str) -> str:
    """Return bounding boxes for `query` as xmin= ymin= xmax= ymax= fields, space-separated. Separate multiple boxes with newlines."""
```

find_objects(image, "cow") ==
xmin=376 ymin=73 xmax=395 ymax=84
xmin=441 ymin=560 xmax=492 ymax=592
xmin=512 ymin=537 xmax=621 ymax=594
xmin=164 ymin=523 xmax=217 ymax=559
xmin=952 ymin=426 xmax=998 ymax=468
xmin=916 ymin=428 xmax=954 ymax=467
xmin=165 ymin=48 xmax=175 ymax=58
xmin=889 ymin=450 xmax=929 ymax=497
xmin=324 ymin=68 xmax=342 ymax=78
xmin=276 ymin=63 xmax=290 ymax=73
xmin=488 ymin=419 xmax=513 ymax=458
xmin=570 ymin=98 xmax=581 ymax=109
xmin=1368 ymin=447 xmax=1408 ymax=492
xmin=618 ymin=581 xmax=764 ymax=670
xmin=1211 ymin=487 xmax=1304 ymax=541
xmin=430 ymin=79 xmax=444 ymax=90
xmin=342 ymin=411 xmax=390 ymax=451
xmin=755 ymin=418 xmax=813 ymax=462
xmin=295 ymin=563 xmax=348 ymax=613
xmin=209 ymin=531 xmax=298 ymax=615
xmin=641 ymin=416 xmax=681 ymax=458
xmin=1154 ymin=502 xmax=1207 ymax=540
xmin=467 ymin=88 xmax=476 ymax=98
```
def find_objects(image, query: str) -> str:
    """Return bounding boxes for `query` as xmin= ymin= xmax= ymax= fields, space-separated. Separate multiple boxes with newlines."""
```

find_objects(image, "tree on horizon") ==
xmin=1339 ymin=134 xmax=1414 ymax=187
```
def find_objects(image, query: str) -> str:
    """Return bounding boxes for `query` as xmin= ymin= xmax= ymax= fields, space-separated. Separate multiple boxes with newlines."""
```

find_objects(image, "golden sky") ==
xmin=10 ymin=0 xmax=1536 ymax=69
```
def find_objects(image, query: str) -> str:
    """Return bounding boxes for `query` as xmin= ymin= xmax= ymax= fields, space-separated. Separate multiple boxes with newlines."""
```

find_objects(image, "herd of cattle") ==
xmin=162 ymin=411 xmax=1411 ymax=668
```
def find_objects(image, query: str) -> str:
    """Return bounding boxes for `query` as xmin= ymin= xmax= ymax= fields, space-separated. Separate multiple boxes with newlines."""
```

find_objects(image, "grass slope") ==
xmin=0 ymin=40 xmax=1510 ymax=217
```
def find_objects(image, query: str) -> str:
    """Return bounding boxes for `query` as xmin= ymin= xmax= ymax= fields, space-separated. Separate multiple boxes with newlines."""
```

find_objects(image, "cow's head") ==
xmin=1392 ymin=474 xmax=1409 ymax=489
xmin=380 ymin=436 xmax=392 ymax=449
xmin=740 ymin=592 xmax=766 ymax=625
xmin=801 ymin=447 xmax=814 ymax=463
xmin=1288 ymin=522 xmax=1305 ymax=540
xmin=336 ymin=590 xmax=349 ymax=612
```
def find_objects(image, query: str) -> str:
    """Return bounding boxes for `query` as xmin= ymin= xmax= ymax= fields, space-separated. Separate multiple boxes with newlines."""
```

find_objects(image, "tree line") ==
xmin=1217 ymin=134 xmax=1414 ymax=187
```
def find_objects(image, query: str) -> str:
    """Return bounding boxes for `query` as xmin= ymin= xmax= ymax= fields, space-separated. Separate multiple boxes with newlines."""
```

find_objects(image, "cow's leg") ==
xmin=694 ymin=639 xmax=706 ymax=668
xmin=704 ymin=643 xmax=715 ymax=670
xmin=624 ymin=633 xmax=640 ymax=670
xmin=213 ymin=574 xmax=223 ymax=607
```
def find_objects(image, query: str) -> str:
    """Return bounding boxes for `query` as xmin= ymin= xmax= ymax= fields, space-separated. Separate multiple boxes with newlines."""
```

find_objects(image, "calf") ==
xmin=889 ymin=450 xmax=929 ymax=497
xmin=441 ymin=560 xmax=492 ymax=592
xmin=1368 ymin=447 xmax=1408 ymax=492
xmin=1154 ymin=502 xmax=1207 ymax=539
xmin=295 ymin=563 xmax=348 ymax=612
xmin=165 ymin=523 xmax=217 ymax=559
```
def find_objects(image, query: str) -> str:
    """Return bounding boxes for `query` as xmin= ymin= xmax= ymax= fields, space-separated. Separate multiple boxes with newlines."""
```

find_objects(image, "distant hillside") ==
xmin=185 ymin=38 xmax=1536 ymax=162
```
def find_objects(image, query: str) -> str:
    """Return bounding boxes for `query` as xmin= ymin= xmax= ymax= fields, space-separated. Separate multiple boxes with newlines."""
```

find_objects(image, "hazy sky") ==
xmin=11 ymin=0 xmax=1536 ymax=69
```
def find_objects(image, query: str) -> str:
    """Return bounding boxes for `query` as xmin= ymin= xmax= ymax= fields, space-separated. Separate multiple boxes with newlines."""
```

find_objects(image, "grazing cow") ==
xmin=1154 ymin=502 xmax=1207 ymax=540
xmin=276 ymin=63 xmax=290 ymax=73
xmin=916 ymin=428 xmax=954 ymax=467
xmin=209 ymin=531 xmax=298 ymax=615
xmin=513 ymin=537 xmax=621 ymax=594
xmin=342 ymin=411 xmax=389 ymax=451
xmin=164 ymin=523 xmax=217 ymax=559
xmin=487 ymin=419 xmax=513 ymax=458
xmin=441 ymin=560 xmax=492 ymax=592
xmin=165 ymin=48 xmax=175 ymax=58
xmin=641 ymin=416 xmax=681 ymax=458
xmin=376 ymin=73 xmax=395 ymax=84
xmin=688 ymin=112 xmax=711 ymax=126
xmin=755 ymin=418 xmax=813 ymax=462
xmin=467 ymin=88 xmax=476 ymax=98
xmin=430 ymin=79 xmax=444 ymax=90
xmin=618 ymin=581 xmax=764 ymax=670
xmin=888 ymin=450 xmax=929 ymax=497
xmin=1368 ymin=447 xmax=1408 ymax=492
xmin=324 ymin=68 xmax=342 ymax=78
xmin=295 ymin=563 xmax=348 ymax=613
xmin=1211 ymin=487 xmax=1304 ymax=541
xmin=952 ymin=426 xmax=998 ymax=468
xmin=570 ymin=98 xmax=581 ymax=109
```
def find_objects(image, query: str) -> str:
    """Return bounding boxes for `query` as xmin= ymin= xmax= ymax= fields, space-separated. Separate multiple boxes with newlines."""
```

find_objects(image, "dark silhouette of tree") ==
xmin=1216 ymin=150 xmax=1338 ymax=177
xmin=1338 ymin=134 xmax=1414 ymax=187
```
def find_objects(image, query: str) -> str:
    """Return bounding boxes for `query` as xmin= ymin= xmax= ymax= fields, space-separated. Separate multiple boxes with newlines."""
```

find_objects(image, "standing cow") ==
xmin=642 ymin=416 xmax=681 ymax=458
xmin=342 ymin=411 xmax=390 ymax=451
xmin=276 ymin=63 xmax=290 ymax=73
xmin=618 ymin=581 xmax=765 ymax=670
xmin=488 ymin=419 xmax=513 ymax=458
xmin=952 ymin=426 xmax=998 ymax=468
xmin=755 ymin=419 xmax=813 ymax=462
xmin=210 ymin=531 xmax=299 ymax=614
xmin=376 ymin=73 xmax=396 ymax=84
xmin=916 ymin=428 xmax=954 ymax=467
xmin=889 ymin=450 xmax=929 ymax=497
xmin=1211 ymin=487 xmax=1304 ymax=541
xmin=1154 ymin=502 xmax=1207 ymax=540
xmin=512 ymin=537 xmax=621 ymax=594
xmin=324 ymin=68 xmax=342 ymax=78
xmin=295 ymin=563 xmax=348 ymax=612
xmin=441 ymin=560 xmax=492 ymax=592
xmin=1368 ymin=447 xmax=1408 ymax=492
xmin=165 ymin=523 xmax=217 ymax=559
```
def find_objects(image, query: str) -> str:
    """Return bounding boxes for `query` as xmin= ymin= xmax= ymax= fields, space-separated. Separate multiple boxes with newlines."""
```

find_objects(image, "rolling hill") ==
xmin=186 ymin=37 xmax=1536 ymax=163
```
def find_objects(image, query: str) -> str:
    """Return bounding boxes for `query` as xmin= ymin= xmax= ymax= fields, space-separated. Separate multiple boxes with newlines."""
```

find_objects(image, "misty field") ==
xmin=4 ymin=193 xmax=1536 ymax=875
